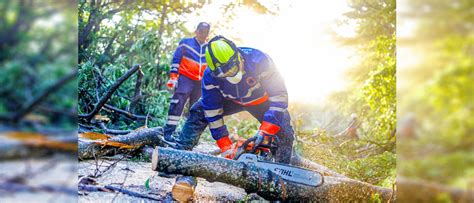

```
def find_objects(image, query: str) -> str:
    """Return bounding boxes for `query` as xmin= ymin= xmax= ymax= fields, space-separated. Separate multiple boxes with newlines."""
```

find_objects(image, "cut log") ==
xmin=150 ymin=147 xmax=393 ymax=201
xmin=172 ymin=176 xmax=197 ymax=202
xmin=78 ymin=127 xmax=163 ymax=160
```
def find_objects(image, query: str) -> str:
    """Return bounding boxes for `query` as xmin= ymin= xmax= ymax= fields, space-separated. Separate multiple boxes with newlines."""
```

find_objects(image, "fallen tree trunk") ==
xmin=150 ymin=147 xmax=393 ymax=201
xmin=210 ymin=146 xmax=347 ymax=178
xmin=78 ymin=127 xmax=163 ymax=160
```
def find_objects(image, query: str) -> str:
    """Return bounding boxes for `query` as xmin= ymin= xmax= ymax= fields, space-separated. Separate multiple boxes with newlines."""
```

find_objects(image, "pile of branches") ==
xmin=78 ymin=64 xmax=157 ymax=135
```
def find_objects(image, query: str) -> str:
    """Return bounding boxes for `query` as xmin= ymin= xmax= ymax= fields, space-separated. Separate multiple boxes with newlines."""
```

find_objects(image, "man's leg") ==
xmin=163 ymin=76 xmax=193 ymax=141
xmin=183 ymin=80 xmax=202 ymax=118
xmin=175 ymin=100 xmax=245 ymax=150
xmin=273 ymin=111 xmax=295 ymax=164
xmin=246 ymin=102 xmax=294 ymax=164
xmin=174 ymin=101 xmax=208 ymax=150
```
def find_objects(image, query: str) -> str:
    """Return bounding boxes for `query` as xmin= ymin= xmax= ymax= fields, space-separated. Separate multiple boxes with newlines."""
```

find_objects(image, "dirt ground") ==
xmin=78 ymin=142 xmax=264 ymax=202
xmin=0 ymin=155 xmax=77 ymax=203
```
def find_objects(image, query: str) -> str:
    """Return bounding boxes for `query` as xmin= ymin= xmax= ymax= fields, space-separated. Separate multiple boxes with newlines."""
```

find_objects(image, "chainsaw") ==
xmin=233 ymin=136 xmax=324 ymax=187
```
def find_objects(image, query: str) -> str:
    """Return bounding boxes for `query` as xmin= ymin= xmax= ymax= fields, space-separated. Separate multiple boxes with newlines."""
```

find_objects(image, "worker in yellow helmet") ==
xmin=174 ymin=36 xmax=294 ymax=164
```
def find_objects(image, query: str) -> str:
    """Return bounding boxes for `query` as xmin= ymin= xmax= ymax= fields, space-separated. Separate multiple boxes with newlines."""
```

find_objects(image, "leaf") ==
xmin=79 ymin=132 xmax=111 ymax=140
xmin=144 ymin=178 xmax=150 ymax=190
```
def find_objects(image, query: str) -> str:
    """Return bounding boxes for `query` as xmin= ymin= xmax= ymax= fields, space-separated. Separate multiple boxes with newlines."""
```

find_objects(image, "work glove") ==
xmin=216 ymin=136 xmax=236 ymax=159
xmin=250 ymin=130 xmax=275 ymax=153
xmin=167 ymin=73 xmax=178 ymax=91
xmin=221 ymin=145 xmax=238 ymax=159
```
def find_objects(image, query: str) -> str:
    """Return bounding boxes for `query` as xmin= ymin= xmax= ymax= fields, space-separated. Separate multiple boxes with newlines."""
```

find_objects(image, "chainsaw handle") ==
xmin=233 ymin=136 xmax=257 ymax=160
xmin=251 ymin=135 xmax=264 ymax=153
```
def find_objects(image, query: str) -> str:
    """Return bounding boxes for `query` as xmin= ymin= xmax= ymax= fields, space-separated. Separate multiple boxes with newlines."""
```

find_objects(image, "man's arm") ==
xmin=167 ymin=39 xmax=185 ymax=89
xmin=201 ymin=75 xmax=227 ymax=140
xmin=258 ymin=54 xmax=289 ymax=136
xmin=201 ymin=74 xmax=234 ymax=153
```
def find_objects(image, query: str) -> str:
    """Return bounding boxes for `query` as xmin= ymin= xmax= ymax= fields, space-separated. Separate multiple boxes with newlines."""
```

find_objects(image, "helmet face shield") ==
xmin=214 ymin=56 xmax=239 ymax=78
xmin=207 ymin=36 xmax=241 ymax=78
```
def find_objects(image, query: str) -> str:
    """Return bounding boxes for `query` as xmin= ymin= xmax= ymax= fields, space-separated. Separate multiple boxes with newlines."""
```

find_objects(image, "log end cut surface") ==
xmin=151 ymin=146 xmax=159 ymax=171
xmin=172 ymin=182 xmax=195 ymax=202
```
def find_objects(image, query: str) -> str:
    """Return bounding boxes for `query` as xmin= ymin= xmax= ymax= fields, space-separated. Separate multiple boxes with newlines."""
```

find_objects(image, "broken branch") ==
xmin=79 ymin=64 xmax=141 ymax=121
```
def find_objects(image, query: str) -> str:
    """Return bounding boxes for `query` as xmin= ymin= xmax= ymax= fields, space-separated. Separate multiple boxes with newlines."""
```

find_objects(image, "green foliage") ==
xmin=323 ymin=0 xmax=396 ymax=186
xmin=225 ymin=114 xmax=260 ymax=138
xmin=78 ymin=1 xmax=209 ymax=129
xmin=0 ymin=1 xmax=77 ymax=127
xmin=77 ymin=0 xmax=279 ymax=131
xmin=297 ymin=131 xmax=396 ymax=186
xmin=398 ymin=0 xmax=473 ymax=189
xmin=345 ymin=151 xmax=396 ymax=186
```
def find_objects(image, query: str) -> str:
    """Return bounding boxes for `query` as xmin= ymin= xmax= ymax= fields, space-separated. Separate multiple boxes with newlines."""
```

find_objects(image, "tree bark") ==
xmin=78 ymin=127 xmax=163 ymax=160
xmin=155 ymin=0 xmax=169 ymax=88
xmin=104 ymin=104 xmax=151 ymax=120
xmin=150 ymin=147 xmax=393 ymax=202
xmin=129 ymin=68 xmax=144 ymax=113
xmin=98 ymin=122 xmax=131 ymax=135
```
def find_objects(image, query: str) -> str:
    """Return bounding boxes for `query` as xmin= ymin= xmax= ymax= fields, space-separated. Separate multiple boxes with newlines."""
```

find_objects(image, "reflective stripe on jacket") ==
xmin=170 ymin=37 xmax=207 ymax=80
xmin=201 ymin=47 xmax=289 ymax=138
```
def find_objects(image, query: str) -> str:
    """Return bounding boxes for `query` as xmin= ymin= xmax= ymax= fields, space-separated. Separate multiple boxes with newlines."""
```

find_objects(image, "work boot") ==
xmin=163 ymin=133 xmax=176 ymax=142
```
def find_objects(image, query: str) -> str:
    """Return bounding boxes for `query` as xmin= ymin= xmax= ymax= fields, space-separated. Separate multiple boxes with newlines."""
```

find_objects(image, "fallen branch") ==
xmin=78 ymin=184 xmax=161 ymax=201
xmin=79 ymin=64 xmax=141 ymax=121
xmin=78 ymin=127 xmax=163 ymax=160
xmin=98 ymin=122 xmax=131 ymax=135
xmin=129 ymin=68 xmax=143 ymax=113
xmin=150 ymin=147 xmax=393 ymax=201
xmin=103 ymin=104 xmax=151 ymax=120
